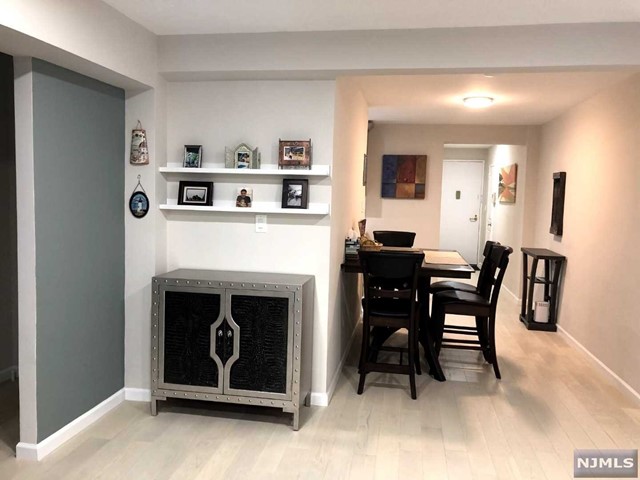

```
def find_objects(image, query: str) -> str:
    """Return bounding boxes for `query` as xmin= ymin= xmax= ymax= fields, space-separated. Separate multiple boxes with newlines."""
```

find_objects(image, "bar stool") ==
xmin=431 ymin=245 xmax=513 ymax=379
xmin=358 ymin=249 xmax=424 ymax=399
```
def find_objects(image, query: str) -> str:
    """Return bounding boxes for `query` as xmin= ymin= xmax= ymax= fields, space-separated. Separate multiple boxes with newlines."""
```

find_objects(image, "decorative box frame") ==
xmin=225 ymin=143 xmax=261 ymax=169
xmin=279 ymin=139 xmax=312 ymax=170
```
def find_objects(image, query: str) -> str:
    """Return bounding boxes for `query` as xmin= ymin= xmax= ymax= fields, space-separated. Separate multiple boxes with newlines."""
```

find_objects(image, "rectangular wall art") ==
xmin=498 ymin=163 xmax=518 ymax=203
xmin=381 ymin=155 xmax=427 ymax=199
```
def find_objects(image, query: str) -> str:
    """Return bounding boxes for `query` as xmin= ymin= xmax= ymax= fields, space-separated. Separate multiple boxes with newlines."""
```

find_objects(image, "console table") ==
xmin=150 ymin=269 xmax=314 ymax=430
xmin=520 ymin=248 xmax=566 ymax=331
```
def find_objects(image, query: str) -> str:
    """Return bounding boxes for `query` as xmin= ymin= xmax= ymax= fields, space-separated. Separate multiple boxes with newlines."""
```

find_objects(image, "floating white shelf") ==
xmin=160 ymin=164 xmax=330 ymax=177
xmin=160 ymin=201 xmax=330 ymax=216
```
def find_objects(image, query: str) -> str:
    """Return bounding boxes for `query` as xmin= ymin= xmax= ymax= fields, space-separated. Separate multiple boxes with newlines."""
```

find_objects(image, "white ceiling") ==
xmin=357 ymin=71 xmax=634 ymax=125
xmin=102 ymin=0 xmax=640 ymax=35
xmin=99 ymin=1 xmax=639 ymax=124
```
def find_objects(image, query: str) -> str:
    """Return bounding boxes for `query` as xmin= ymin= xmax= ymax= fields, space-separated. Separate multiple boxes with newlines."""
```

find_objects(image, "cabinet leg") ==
xmin=303 ymin=393 xmax=311 ymax=407
xmin=292 ymin=410 xmax=300 ymax=431
xmin=151 ymin=399 xmax=158 ymax=416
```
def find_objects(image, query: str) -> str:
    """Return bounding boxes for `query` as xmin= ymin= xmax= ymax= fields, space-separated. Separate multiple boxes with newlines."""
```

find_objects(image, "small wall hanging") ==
xmin=129 ymin=175 xmax=150 ymax=218
xmin=130 ymin=120 xmax=149 ymax=165
xmin=381 ymin=154 xmax=427 ymax=199
xmin=498 ymin=163 xmax=517 ymax=203
xmin=550 ymin=171 xmax=566 ymax=235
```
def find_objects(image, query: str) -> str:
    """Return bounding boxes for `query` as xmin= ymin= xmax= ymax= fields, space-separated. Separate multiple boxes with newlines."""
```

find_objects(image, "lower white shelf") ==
xmin=160 ymin=201 xmax=330 ymax=216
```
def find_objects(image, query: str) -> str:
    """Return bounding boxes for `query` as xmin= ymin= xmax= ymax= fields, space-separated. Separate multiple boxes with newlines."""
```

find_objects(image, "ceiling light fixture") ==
xmin=463 ymin=96 xmax=494 ymax=108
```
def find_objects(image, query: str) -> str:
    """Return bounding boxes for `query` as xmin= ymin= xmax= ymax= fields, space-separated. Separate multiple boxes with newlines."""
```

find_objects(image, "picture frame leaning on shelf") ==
xmin=225 ymin=143 xmax=261 ymax=169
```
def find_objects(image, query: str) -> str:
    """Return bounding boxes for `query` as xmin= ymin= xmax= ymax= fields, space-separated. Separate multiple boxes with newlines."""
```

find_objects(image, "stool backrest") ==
xmin=477 ymin=245 xmax=513 ymax=308
xmin=372 ymin=231 xmax=416 ymax=247
xmin=476 ymin=240 xmax=500 ymax=296
xmin=359 ymin=250 xmax=424 ymax=302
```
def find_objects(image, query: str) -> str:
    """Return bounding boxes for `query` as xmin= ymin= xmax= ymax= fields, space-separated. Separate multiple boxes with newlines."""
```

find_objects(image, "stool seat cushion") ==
xmin=429 ymin=280 xmax=476 ymax=294
xmin=434 ymin=290 xmax=490 ymax=308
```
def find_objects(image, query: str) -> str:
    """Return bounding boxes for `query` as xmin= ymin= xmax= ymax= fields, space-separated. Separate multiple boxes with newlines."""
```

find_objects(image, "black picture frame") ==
xmin=183 ymin=145 xmax=203 ymax=168
xmin=178 ymin=181 xmax=213 ymax=206
xmin=281 ymin=179 xmax=309 ymax=209
xmin=550 ymin=171 xmax=566 ymax=236
xmin=129 ymin=191 xmax=149 ymax=218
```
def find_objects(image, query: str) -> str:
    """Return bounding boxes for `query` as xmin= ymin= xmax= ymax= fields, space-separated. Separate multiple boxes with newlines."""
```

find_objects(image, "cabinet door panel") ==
xmin=159 ymin=288 xmax=224 ymax=393
xmin=225 ymin=291 xmax=293 ymax=399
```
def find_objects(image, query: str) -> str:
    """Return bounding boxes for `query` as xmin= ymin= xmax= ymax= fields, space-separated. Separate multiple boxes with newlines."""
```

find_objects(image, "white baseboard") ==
xmin=0 ymin=365 xmax=18 ymax=383
xmin=124 ymin=387 xmax=151 ymax=402
xmin=16 ymin=388 xmax=125 ymax=461
xmin=503 ymin=285 xmax=521 ymax=303
xmin=309 ymin=391 xmax=329 ymax=407
xmin=311 ymin=322 xmax=360 ymax=407
xmin=558 ymin=325 xmax=640 ymax=405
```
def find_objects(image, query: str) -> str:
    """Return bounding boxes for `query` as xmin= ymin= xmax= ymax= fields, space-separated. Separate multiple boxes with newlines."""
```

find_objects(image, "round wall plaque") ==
xmin=129 ymin=191 xmax=149 ymax=218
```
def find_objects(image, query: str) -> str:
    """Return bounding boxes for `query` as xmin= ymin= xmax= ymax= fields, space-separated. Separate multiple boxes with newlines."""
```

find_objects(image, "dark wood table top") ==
xmin=341 ymin=247 xmax=474 ymax=279
xmin=521 ymin=247 xmax=566 ymax=260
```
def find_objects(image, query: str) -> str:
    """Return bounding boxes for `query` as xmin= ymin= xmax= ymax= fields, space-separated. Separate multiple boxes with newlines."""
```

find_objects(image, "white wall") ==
xmin=486 ymin=145 xmax=529 ymax=296
xmin=124 ymin=82 xmax=167 ymax=392
xmin=14 ymin=57 xmax=38 ymax=443
xmin=325 ymin=78 xmax=368 ymax=400
xmin=163 ymin=80 xmax=335 ymax=397
xmin=366 ymin=124 xmax=532 ymax=248
xmin=0 ymin=0 xmax=157 ymax=89
xmin=533 ymin=74 xmax=640 ymax=395
xmin=158 ymin=23 xmax=640 ymax=80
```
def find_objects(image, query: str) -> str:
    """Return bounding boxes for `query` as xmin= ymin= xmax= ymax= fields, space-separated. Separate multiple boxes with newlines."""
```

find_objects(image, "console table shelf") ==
xmin=520 ymin=248 xmax=566 ymax=332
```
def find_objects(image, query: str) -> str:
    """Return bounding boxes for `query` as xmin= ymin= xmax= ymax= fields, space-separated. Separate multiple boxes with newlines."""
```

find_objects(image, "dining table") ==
xmin=341 ymin=247 xmax=474 ymax=381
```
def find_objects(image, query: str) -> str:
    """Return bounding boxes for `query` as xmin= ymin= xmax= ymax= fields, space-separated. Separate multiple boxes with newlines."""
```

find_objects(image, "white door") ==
xmin=439 ymin=160 xmax=485 ymax=265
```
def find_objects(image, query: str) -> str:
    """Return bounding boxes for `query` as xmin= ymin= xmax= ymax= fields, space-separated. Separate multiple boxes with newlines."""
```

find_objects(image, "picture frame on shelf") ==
xmin=282 ymin=179 xmax=309 ymax=209
xmin=235 ymin=187 xmax=253 ymax=208
xmin=225 ymin=143 xmax=260 ymax=169
xmin=279 ymin=139 xmax=311 ymax=169
xmin=178 ymin=181 xmax=213 ymax=206
xmin=183 ymin=145 xmax=203 ymax=168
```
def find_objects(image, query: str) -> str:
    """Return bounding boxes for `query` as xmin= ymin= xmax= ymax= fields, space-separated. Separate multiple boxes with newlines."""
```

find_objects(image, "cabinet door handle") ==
xmin=218 ymin=330 xmax=223 ymax=337
xmin=227 ymin=330 xmax=233 ymax=338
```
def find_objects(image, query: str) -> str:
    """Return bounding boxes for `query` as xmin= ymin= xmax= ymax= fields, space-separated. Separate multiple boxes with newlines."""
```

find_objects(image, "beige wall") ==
xmin=326 ymin=78 xmax=368 ymax=398
xmin=534 ymin=74 xmax=640 ymax=394
xmin=486 ymin=145 xmax=529 ymax=296
xmin=366 ymin=124 xmax=532 ymax=250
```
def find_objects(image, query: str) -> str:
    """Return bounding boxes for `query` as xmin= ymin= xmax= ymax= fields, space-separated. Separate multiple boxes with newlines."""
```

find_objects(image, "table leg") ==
xmin=418 ymin=276 xmax=446 ymax=382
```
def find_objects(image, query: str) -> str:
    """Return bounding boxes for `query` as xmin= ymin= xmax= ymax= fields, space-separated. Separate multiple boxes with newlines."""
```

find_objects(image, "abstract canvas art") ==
xmin=381 ymin=155 xmax=427 ymax=199
xmin=498 ymin=163 xmax=518 ymax=203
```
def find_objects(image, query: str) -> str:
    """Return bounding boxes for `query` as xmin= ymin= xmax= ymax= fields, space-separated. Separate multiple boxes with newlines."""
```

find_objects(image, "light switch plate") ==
xmin=255 ymin=214 xmax=267 ymax=233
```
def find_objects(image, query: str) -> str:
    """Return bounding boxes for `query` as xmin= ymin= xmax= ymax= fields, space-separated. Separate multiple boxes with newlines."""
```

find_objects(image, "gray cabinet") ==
xmin=151 ymin=269 xmax=314 ymax=430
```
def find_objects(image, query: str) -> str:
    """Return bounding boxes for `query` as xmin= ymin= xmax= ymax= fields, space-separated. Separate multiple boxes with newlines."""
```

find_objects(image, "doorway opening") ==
xmin=0 ymin=51 xmax=19 ymax=455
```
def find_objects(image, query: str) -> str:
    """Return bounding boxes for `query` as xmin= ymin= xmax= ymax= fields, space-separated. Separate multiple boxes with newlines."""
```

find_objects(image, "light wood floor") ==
xmin=1 ymin=292 xmax=639 ymax=479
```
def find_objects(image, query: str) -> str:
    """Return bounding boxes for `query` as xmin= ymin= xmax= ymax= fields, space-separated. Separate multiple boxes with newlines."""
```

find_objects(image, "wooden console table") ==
xmin=520 ymin=248 xmax=566 ymax=331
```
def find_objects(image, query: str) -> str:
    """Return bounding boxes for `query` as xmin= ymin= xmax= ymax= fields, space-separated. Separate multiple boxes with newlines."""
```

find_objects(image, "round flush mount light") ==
xmin=463 ymin=96 xmax=494 ymax=108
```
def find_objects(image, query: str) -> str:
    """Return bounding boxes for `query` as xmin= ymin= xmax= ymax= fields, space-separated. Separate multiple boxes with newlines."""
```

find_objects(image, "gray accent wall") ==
xmin=31 ymin=59 xmax=125 ymax=441
xmin=0 ymin=52 xmax=18 ymax=376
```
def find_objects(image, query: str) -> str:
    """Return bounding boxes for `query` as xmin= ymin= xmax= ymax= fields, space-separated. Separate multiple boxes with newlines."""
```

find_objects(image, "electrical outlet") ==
xmin=255 ymin=214 xmax=267 ymax=233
